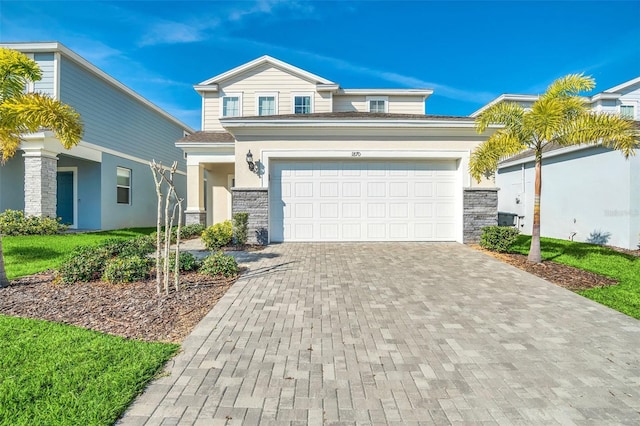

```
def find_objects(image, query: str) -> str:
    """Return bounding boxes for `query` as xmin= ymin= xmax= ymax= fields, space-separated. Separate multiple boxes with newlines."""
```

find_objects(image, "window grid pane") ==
xmin=369 ymin=100 xmax=386 ymax=113
xmin=620 ymin=105 xmax=634 ymax=119
xmin=259 ymin=96 xmax=276 ymax=115
xmin=223 ymin=97 xmax=239 ymax=117
xmin=294 ymin=96 xmax=311 ymax=114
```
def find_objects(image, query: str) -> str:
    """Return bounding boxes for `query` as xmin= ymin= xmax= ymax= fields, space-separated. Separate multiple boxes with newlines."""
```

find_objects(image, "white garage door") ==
xmin=270 ymin=160 xmax=459 ymax=242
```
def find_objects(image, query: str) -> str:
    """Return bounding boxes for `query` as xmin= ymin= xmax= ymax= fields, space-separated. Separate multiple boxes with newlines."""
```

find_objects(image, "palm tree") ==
xmin=0 ymin=47 xmax=83 ymax=286
xmin=470 ymin=74 xmax=638 ymax=263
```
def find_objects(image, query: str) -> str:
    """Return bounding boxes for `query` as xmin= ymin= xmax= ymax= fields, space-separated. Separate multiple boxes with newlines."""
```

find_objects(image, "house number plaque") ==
xmin=351 ymin=151 xmax=362 ymax=157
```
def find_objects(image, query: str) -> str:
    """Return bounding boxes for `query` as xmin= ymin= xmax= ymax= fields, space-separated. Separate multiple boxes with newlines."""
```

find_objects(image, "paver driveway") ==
xmin=120 ymin=243 xmax=640 ymax=425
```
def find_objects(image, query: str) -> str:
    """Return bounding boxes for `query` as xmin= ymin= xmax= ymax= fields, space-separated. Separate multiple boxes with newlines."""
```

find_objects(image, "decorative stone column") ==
xmin=23 ymin=149 xmax=59 ymax=218
xmin=463 ymin=188 xmax=498 ymax=243
xmin=232 ymin=188 xmax=268 ymax=245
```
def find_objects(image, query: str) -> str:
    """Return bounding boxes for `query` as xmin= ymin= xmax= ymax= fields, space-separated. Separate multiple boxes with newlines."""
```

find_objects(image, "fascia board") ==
xmin=1 ymin=42 xmax=195 ymax=133
xmin=220 ymin=119 xmax=483 ymax=129
xmin=198 ymin=55 xmax=335 ymax=86
xmin=176 ymin=142 xmax=235 ymax=150
xmin=194 ymin=84 xmax=218 ymax=93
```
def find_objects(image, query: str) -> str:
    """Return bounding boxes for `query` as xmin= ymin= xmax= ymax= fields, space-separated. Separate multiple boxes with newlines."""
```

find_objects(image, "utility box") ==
xmin=498 ymin=212 xmax=518 ymax=227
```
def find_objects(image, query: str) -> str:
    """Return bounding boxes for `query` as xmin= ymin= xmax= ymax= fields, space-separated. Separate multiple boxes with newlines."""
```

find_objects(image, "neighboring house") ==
xmin=0 ymin=42 xmax=193 ymax=230
xmin=178 ymin=55 xmax=497 ymax=244
xmin=473 ymin=77 xmax=640 ymax=250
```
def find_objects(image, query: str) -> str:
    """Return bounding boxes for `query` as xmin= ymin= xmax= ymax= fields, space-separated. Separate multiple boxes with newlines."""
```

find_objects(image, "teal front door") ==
xmin=56 ymin=171 xmax=74 ymax=225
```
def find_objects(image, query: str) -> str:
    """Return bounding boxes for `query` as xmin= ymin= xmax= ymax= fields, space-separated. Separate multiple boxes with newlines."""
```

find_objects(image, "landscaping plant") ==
xmin=202 ymin=220 xmax=233 ymax=251
xmin=102 ymin=256 xmax=151 ymax=284
xmin=0 ymin=210 xmax=67 ymax=235
xmin=200 ymin=251 xmax=239 ymax=278
xmin=479 ymin=226 xmax=520 ymax=252
xmin=233 ymin=212 xmax=249 ymax=248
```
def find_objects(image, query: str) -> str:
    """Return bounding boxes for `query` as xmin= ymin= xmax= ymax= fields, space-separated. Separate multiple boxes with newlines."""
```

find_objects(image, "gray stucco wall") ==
xmin=496 ymin=146 xmax=637 ymax=249
xmin=232 ymin=188 xmax=268 ymax=245
xmin=99 ymin=153 xmax=187 ymax=230
xmin=0 ymin=155 xmax=25 ymax=212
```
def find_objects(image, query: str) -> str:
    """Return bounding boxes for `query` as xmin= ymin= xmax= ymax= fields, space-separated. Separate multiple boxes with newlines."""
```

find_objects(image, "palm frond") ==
xmin=554 ymin=112 xmax=639 ymax=158
xmin=542 ymin=73 xmax=595 ymax=99
xmin=1 ymin=93 xmax=83 ymax=149
xmin=469 ymin=131 xmax=528 ymax=182
xmin=0 ymin=128 xmax=22 ymax=164
xmin=0 ymin=48 xmax=42 ymax=102
xmin=475 ymin=101 xmax=526 ymax=133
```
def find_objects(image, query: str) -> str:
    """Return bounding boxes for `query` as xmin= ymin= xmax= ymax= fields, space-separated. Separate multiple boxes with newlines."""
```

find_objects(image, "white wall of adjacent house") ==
xmin=496 ymin=146 xmax=638 ymax=250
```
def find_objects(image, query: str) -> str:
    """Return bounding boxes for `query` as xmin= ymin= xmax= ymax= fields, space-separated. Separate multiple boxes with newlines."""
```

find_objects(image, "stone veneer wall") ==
xmin=232 ymin=188 xmax=269 ymax=245
xmin=24 ymin=155 xmax=58 ymax=218
xmin=185 ymin=211 xmax=206 ymax=226
xmin=463 ymin=188 xmax=498 ymax=243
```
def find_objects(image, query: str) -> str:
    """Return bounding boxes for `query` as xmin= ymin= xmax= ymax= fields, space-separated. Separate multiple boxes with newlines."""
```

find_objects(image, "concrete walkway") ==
xmin=120 ymin=243 xmax=640 ymax=425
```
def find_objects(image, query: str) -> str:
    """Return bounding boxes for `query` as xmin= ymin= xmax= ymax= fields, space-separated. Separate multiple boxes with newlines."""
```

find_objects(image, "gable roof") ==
xmin=196 ymin=55 xmax=335 ymax=89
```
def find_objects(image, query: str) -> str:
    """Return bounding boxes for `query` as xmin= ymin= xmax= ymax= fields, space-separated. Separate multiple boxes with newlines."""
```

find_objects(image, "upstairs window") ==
xmin=294 ymin=95 xmax=312 ymax=114
xmin=620 ymin=105 xmax=634 ymax=120
xmin=222 ymin=95 xmax=241 ymax=117
xmin=258 ymin=94 xmax=277 ymax=116
xmin=117 ymin=167 xmax=131 ymax=204
xmin=367 ymin=96 xmax=388 ymax=113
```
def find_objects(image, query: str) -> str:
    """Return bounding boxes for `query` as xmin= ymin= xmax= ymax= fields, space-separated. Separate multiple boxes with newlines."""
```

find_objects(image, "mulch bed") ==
xmin=0 ymin=271 xmax=236 ymax=343
xmin=472 ymin=245 xmax=620 ymax=291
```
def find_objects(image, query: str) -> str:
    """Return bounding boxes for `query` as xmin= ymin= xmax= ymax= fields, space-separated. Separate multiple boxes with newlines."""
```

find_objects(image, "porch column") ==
xmin=22 ymin=148 xmax=59 ymax=218
xmin=463 ymin=187 xmax=498 ymax=243
xmin=185 ymin=163 xmax=206 ymax=225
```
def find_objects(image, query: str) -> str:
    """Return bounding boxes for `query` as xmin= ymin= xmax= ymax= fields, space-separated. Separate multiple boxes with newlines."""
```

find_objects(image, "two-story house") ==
xmin=178 ymin=56 xmax=497 ymax=244
xmin=473 ymin=77 xmax=640 ymax=249
xmin=0 ymin=42 xmax=193 ymax=230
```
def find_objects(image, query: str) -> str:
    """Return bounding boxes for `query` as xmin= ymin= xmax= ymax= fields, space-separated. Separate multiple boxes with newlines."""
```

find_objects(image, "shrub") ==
xmin=0 ymin=209 xmax=67 ymax=236
xmin=200 ymin=251 xmax=238 ymax=277
xmin=479 ymin=226 xmax=520 ymax=252
xmin=58 ymin=246 xmax=112 ymax=284
xmin=201 ymin=221 xmax=233 ymax=251
xmin=99 ymin=235 xmax=156 ymax=258
xmin=233 ymin=212 xmax=249 ymax=247
xmin=162 ymin=251 xmax=199 ymax=272
xmin=102 ymin=256 xmax=151 ymax=283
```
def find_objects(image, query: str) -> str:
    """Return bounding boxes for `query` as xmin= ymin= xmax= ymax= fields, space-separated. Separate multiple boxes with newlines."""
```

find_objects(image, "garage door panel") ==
xmin=270 ymin=160 xmax=458 ymax=242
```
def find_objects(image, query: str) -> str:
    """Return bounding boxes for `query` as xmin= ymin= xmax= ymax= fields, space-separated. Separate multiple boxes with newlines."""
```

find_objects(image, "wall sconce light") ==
xmin=246 ymin=150 xmax=255 ymax=172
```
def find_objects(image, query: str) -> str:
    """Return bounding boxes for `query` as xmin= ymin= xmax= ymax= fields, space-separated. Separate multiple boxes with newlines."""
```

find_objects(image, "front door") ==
xmin=56 ymin=171 xmax=74 ymax=226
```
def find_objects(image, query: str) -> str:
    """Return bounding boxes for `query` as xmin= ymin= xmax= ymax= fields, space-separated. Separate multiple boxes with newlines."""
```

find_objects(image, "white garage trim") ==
xmin=269 ymin=159 xmax=464 ymax=243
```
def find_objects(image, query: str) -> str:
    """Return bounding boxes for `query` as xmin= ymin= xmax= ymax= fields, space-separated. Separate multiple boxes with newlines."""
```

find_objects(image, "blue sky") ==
xmin=1 ymin=1 xmax=639 ymax=130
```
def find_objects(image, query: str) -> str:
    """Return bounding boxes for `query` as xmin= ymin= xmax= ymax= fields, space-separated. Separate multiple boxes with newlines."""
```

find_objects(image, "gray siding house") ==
xmin=473 ymin=77 xmax=640 ymax=250
xmin=0 ymin=42 xmax=193 ymax=230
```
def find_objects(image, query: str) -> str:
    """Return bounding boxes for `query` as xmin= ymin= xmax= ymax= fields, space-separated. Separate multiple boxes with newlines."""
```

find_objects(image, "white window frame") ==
xmin=256 ymin=92 xmax=279 ymax=116
xmin=619 ymin=102 xmax=636 ymax=120
xmin=367 ymin=96 xmax=388 ymax=113
xmin=219 ymin=93 xmax=243 ymax=118
xmin=116 ymin=167 xmax=132 ymax=205
xmin=291 ymin=92 xmax=314 ymax=114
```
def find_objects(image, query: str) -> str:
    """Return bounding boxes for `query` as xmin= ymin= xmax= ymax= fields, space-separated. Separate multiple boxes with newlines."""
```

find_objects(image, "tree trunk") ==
xmin=528 ymin=154 xmax=543 ymax=263
xmin=0 ymin=235 xmax=9 ymax=288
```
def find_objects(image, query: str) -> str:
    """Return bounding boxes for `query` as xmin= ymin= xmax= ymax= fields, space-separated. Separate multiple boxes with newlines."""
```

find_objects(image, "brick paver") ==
xmin=119 ymin=243 xmax=640 ymax=425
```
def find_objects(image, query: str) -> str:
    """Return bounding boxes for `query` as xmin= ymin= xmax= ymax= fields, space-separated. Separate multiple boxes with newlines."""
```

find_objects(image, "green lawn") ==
xmin=2 ymin=228 xmax=154 ymax=279
xmin=511 ymin=235 xmax=640 ymax=319
xmin=0 ymin=315 xmax=178 ymax=426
